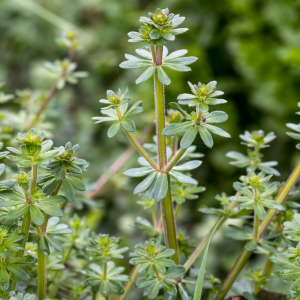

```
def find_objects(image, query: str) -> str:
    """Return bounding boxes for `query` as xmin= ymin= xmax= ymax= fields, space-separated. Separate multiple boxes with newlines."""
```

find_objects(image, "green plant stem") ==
xmin=258 ymin=159 xmax=300 ymax=239
xmin=37 ymin=181 xmax=62 ymax=297
xmin=115 ymin=265 xmax=139 ymax=300
xmin=260 ymin=252 xmax=274 ymax=292
xmin=123 ymin=130 xmax=158 ymax=171
xmin=153 ymin=45 xmax=167 ymax=170
xmin=215 ymin=160 xmax=300 ymax=300
xmin=207 ymin=290 xmax=211 ymax=300
xmin=161 ymin=175 xmax=179 ymax=264
xmin=253 ymin=212 xmax=259 ymax=242
xmin=152 ymin=45 xmax=180 ymax=265
xmin=38 ymin=248 xmax=47 ymax=300
xmin=30 ymin=164 xmax=38 ymax=195
xmin=183 ymin=201 xmax=237 ymax=274
xmin=11 ymin=211 xmax=31 ymax=290
xmin=165 ymin=148 xmax=186 ymax=173
xmin=215 ymin=248 xmax=252 ymax=300
xmin=174 ymin=203 xmax=181 ymax=217
xmin=11 ymin=165 xmax=38 ymax=290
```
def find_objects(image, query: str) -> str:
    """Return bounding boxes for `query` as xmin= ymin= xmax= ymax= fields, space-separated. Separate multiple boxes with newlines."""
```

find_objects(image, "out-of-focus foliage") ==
xmin=1 ymin=0 xmax=300 ymax=298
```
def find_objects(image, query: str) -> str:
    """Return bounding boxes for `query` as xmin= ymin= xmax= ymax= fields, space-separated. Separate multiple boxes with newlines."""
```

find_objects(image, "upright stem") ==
xmin=38 ymin=181 xmax=62 ymax=299
xmin=161 ymin=175 xmax=179 ymax=264
xmin=152 ymin=45 xmax=179 ymax=264
xmin=215 ymin=160 xmax=300 ymax=300
xmin=30 ymin=165 xmax=38 ymax=195
xmin=11 ymin=211 xmax=31 ymax=290
xmin=38 ymin=248 xmax=47 ymax=300
xmin=165 ymin=148 xmax=186 ymax=173
xmin=215 ymin=249 xmax=252 ymax=300
xmin=11 ymin=164 xmax=37 ymax=290
xmin=123 ymin=130 xmax=158 ymax=171
xmin=253 ymin=188 xmax=259 ymax=242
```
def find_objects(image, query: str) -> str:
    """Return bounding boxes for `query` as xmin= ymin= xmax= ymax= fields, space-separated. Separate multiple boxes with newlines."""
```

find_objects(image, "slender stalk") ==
xmin=161 ymin=175 xmax=179 ymax=264
xmin=123 ymin=130 xmax=158 ymax=171
xmin=30 ymin=165 xmax=38 ymax=195
xmin=115 ymin=265 xmax=139 ymax=300
xmin=174 ymin=203 xmax=181 ymax=217
xmin=11 ymin=211 xmax=31 ymax=290
xmin=172 ymin=136 xmax=178 ymax=156
xmin=215 ymin=160 xmax=300 ymax=300
xmin=215 ymin=248 xmax=252 ymax=300
xmin=165 ymin=148 xmax=186 ymax=173
xmin=38 ymin=181 xmax=62 ymax=297
xmin=258 ymin=159 xmax=300 ymax=239
xmin=12 ymin=164 xmax=38 ymax=290
xmin=38 ymin=248 xmax=47 ymax=300
xmin=30 ymin=83 xmax=58 ymax=127
xmin=260 ymin=253 xmax=274 ymax=292
xmin=152 ymin=45 xmax=180 ymax=265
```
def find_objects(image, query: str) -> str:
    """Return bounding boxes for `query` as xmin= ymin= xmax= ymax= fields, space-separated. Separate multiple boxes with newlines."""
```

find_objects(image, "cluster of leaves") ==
xmin=84 ymin=234 xmax=130 ymax=298
xmin=129 ymin=239 xmax=192 ymax=299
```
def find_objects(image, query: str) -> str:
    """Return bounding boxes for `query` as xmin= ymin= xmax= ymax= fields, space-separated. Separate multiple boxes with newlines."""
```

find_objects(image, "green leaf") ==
xmin=290 ymin=277 xmax=300 ymax=298
xmin=62 ymin=178 xmax=75 ymax=202
xmin=255 ymin=202 xmax=266 ymax=220
xmin=163 ymin=122 xmax=192 ymax=136
xmin=178 ymin=283 xmax=193 ymax=300
xmin=41 ymin=195 xmax=66 ymax=205
xmin=272 ymin=270 xmax=300 ymax=280
xmin=204 ymin=124 xmax=231 ymax=138
xmin=108 ymin=280 xmax=124 ymax=295
xmin=269 ymin=254 xmax=300 ymax=270
xmin=0 ymin=266 xmax=9 ymax=291
xmin=6 ymin=265 xmax=29 ymax=281
xmin=198 ymin=126 xmax=213 ymax=148
xmin=147 ymin=280 xmax=161 ymax=299
xmin=100 ymin=281 xmax=110 ymax=297
xmin=161 ymin=279 xmax=177 ymax=295
xmin=38 ymin=204 xmax=63 ymax=217
xmin=152 ymin=173 xmax=168 ymax=201
xmin=108 ymin=122 xmax=121 ymax=138
xmin=164 ymin=266 xmax=185 ymax=278
xmin=173 ymin=160 xmax=202 ymax=171
xmin=193 ymin=218 xmax=225 ymax=300
xmin=134 ymin=172 xmax=157 ymax=194
xmin=7 ymin=205 xmax=29 ymax=220
xmin=124 ymin=167 xmax=153 ymax=177
xmin=169 ymin=102 xmax=190 ymax=119
xmin=66 ymin=176 xmax=85 ymax=191
xmin=136 ymin=67 xmax=155 ymax=84
xmin=245 ymin=240 xmax=257 ymax=251
xmin=30 ymin=205 xmax=44 ymax=226
xmin=45 ymin=235 xmax=64 ymax=252
xmin=9 ymin=255 xmax=37 ymax=264
xmin=181 ymin=126 xmax=198 ymax=149
xmin=225 ymin=225 xmax=252 ymax=240
xmin=121 ymin=119 xmax=136 ymax=132
xmin=43 ymin=178 xmax=61 ymax=195
xmin=170 ymin=171 xmax=197 ymax=185
xmin=38 ymin=236 xmax=50 ymax=256
xmin=199 ymin=103 xmax=208 ymax=112
xmin=150 ymin=29 xmax=161 ymax=39
xmin=205 ymin=111 xmax=228 ymax=123
xmin=157 ymin=67 xmax=171 ymax=85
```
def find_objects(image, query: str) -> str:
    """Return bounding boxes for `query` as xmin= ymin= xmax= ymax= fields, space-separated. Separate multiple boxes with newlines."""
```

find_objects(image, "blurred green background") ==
xmin=1 ymin=0 xmax=300 ymax=295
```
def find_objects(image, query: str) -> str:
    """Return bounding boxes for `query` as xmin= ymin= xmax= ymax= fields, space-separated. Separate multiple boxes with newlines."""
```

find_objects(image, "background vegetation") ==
xmin=1 ymin=0 xmax=300 ymax=296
